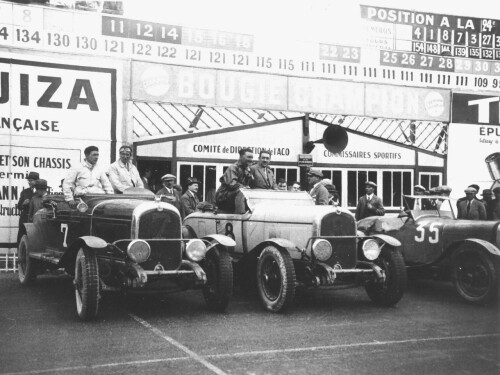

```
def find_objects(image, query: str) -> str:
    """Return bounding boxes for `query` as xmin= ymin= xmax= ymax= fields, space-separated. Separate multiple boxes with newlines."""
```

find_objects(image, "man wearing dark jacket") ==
xmin=17 ymin=171 xmax=39 ymax=243
xmin=307 ymin=169 xmax=329 ymax=205
xmin=181 ymin=177 xmax=201 ymax=217
xmin=156 ymin=174 xmax=183 ymax=216
xmin=457 ymin=187 xmax=486 ymax=220
xmin=355 ymin=181 xmax=385 ymax=220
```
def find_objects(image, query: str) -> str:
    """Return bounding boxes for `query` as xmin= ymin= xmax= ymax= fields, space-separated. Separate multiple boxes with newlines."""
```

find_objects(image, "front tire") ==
xmin=257 ymin=246 xmax=296 ymax=312
xmin=18 ymin=235 xmax=39 ymax=285
xmin=451 ymin=246 xmax=499 ymax=304
xmin=74 ymin=247 xmax=100 ymax=321
xmin=202 ymin=247 xmax=233 ymax=312
xmin=365 ymin=246 xmax=406 ymax=306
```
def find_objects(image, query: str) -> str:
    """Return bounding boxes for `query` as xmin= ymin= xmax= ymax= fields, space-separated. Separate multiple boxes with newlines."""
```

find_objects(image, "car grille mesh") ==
xmin=138 ymin=211 xmax=182 ymax=271
xmin=320 ymin=212 xmax=357 ymax=269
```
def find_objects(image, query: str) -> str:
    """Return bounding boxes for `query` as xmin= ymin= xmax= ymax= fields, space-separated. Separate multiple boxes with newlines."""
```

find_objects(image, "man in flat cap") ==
xmin=457 ymin=187 xmax=486 ymax=220
xmin=480 ymin=189 xmax=495 ymax=220
xmin=356 ymin=181 xmax=385 ymax=220
xmin=108 ymin=144 xmax=143 ymax=193
xmin=307 ymin=169 xmax=329 ymax=205
xmin=157 ymin=174 xmax=183 ymax=215
xmin=457 ymin=183 xmax=479 ymax=208
xmin=250 ymin=149 xmax=277 ymax=190
xmin=28 ymin=179 xmax=50 ymax=222
xmin=181 ymin=177 xmax=201 ymax=217
xmin=63 ymin=145 xmax=113 ymax=208
xmin=492 ymin=187 xmax=500 ymax=220
xmin=216 ymin=148 xmax=254 ymax=213
xmin=17 ymin=171 xmax=39 ymax=243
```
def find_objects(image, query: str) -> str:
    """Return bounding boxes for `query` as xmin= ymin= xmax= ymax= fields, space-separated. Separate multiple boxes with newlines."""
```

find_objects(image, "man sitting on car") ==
xmin=108 ymin=145 xmax=144 ymax=193
xmin=63 ymin=146 xmax=114 ymax=208
xmin=216 ymin=148 xmax=254 ymax=213
xmin=250 ymin=150 xmax=277 ymax=190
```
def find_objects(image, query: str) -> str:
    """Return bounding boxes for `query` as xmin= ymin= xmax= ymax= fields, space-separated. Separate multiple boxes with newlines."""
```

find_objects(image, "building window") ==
xmin=420 ymin=173 xmax=442 ymax=191
xmin=382 ymin=171 xmax=412 ymax=207
xmin=272 ymin=167 xmax=299 ymax=189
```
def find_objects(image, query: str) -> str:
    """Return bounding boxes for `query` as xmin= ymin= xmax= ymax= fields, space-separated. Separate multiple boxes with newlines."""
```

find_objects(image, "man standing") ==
xmin=63 ymin=145 xmax=113 ymax=208
xmin=28 ymin=179 xmax=49 ymax=222
xmin=307 ymin=169 xmax=329 ymax=205
xmin=140 ymin=167 xmax=153 ymax=191
xmin=108 ymin=145 xmax=143 ymax=193
xmin=480 ymin=189 xmax=495 ymax=220
xmin=355 ymin=181 xmax=385 ymax=220
xmin=250 ymin=150 xmax=277 ymax=189
xmin=457 ymin=187 xmax=486 ymax=220
xmin=17 ymin=171 xmax=39 ymax=243
xmin=156 ymin=174 xmax=183 ymax=215
xmin=492 ymin=187 xmax=500 ymax=220
xmin=216 ymin=148 xmax=254 ymax=213
xmin=181 ymin=177 xmax=201 ymax=217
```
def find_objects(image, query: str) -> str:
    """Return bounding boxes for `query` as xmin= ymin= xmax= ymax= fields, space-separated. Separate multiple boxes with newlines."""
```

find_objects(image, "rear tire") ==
xmin=257 ymin=246 xmax=296 ymax=312
xmin=365 ymin=247 xmax=406 ymax=306
xmin=74 ymin=247 xmax=100 ymax=321
xmin=18 ymin=235 xmax=39 ymax=285
xmin=202 ymin=247 xmax=233 ymax=312
xmin=452 ymin=246 xmax=499 ymax=305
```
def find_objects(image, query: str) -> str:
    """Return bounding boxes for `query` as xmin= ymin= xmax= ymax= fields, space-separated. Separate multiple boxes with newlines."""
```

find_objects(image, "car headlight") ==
xmin=127 ymin=240 xmax=151 ymax=263
xmin=312 ymin=239 xmax=333 ymax=261
xmin=185 ymin=239 xmax=207 ymax=262
xmin=362 ymin=239 xmax=381 ymax=261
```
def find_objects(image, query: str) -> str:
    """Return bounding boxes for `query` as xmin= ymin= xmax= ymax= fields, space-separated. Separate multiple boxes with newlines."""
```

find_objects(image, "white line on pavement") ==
xmin=1 ymin=332 xmax=498 ymax=375
xmin=128 ymin=313 xmax=228 ymax=375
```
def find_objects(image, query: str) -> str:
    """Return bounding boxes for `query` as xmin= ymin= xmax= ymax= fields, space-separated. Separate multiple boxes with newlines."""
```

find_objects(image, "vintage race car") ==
xmin=358 ymin=195 xmax=500 ymax=304
xmin=17 ymin=188 xmax=235 ymax=320
xmin=183 ymin=188 xmax=406 ymax=312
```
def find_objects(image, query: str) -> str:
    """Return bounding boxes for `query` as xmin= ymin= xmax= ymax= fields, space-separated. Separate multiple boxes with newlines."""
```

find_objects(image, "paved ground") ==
xmin=0 ymin=272 xmax=499 ymax=375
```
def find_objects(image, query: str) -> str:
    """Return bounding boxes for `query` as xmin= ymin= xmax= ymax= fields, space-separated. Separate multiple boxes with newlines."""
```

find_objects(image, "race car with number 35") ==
xmin=358 ymin=195 xmax=500 ymax=304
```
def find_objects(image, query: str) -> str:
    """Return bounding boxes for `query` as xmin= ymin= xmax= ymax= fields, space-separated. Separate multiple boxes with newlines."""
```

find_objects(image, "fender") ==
xmin=250 ymin=238 xmax=299 ymax=257
xmin=445 ymin=238 xmax=500 ymax=259
xmin=59 ymin=236 xmax=108 ymax=270
xmin=202 ymin=234 xmax=236 ymax=248
xmin=371 ymin=234 xmax=401 ymax=248
xmin=23 ymin=222 xmax=48 ymax=254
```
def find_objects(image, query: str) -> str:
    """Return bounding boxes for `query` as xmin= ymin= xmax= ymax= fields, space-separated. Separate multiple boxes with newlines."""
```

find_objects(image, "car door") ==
xmin=394 ymin=215 xmax=447 ymax=265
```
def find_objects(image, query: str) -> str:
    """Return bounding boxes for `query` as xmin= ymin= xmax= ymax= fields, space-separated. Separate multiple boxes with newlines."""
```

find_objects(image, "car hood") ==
xmin=250 ymin=203 xmax=354 ymax=224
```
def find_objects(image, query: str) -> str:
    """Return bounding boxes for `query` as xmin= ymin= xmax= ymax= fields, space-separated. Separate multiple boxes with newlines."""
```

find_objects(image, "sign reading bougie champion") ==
xmin=0 ymin=57 xmax=118 ymax=248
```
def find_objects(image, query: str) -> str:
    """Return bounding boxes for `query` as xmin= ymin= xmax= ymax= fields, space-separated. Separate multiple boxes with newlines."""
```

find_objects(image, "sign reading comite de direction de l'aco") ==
xmin=132 ymin=61 xmax=450 ymax=122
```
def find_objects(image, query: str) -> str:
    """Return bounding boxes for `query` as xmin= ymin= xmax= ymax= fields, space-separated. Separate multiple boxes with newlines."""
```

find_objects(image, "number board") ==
xmin=361 ymin=5 xmax=500 ymax=60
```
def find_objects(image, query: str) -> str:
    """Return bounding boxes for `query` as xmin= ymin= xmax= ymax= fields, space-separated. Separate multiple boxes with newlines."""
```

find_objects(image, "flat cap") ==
xmin=414 ymin=184 xmax=426 ymax=192
xmin=482 ymin=189 xmax=492 ymax=196
xmin=34 ymin=179 xmax=49 ymax=189
xmin=27 ymin=171 xmax=39 ymax=180
xmin=440 ymin=185 xmax=452 ymax=193
xmin=187 ymin=177 xmax=201 ymax=186
xmin=307 ymin=169 xmax=323 ymax=178
xmin=365 ymin=181 xmax=377 ymax=188
xmin=468 ymin=184 xmax=480 ymax=192
xmin=464 ymin=187 xmax=477 ymax=193
xmin=161 ymin=174 xmax=176 ymax=181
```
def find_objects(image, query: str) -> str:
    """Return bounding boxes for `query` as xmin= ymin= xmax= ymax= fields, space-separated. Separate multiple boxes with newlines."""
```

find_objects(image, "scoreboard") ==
xmin=1 ymin=1 xmax=500 ymax=91
xmin=361 ymin=5 xmax=500 ymax=76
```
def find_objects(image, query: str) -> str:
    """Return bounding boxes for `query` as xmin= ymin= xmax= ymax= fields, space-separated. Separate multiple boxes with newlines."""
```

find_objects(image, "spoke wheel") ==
xmin=202 ymin=246 xmax=233 ymax=312
xmin=74 ymin=247 xmax=100 ymax=321
xmin=452 ymin=246 xmax=499 ymax=304
xmin=257 ymin=246 xmax=296 ymax=312
xmin=18 ymin=235 xmax=38 ymax=285
xmin=365 ymin=246 xmax=406 ymax=306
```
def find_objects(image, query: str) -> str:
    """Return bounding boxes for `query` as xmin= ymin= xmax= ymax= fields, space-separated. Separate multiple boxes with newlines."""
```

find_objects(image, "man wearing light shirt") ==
xmin=63 ymin=145 xmax=113 ymax=208
xmin=307 ymin=169 xmax=329 ymax=205
xmin=355 ymin=181 xmax=385 ymax=220
xmin=108 ymin=145 xmax=143 ymax=193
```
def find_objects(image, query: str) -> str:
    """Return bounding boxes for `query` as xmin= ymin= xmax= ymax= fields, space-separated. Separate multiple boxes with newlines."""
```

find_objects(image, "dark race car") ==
xmin=183 ymin=188 xmax=406 ymax=312
xmin=17 ymin=188 xmax=235 ymax=320
xmin=358 ymin=195 xmax=500 ymax=304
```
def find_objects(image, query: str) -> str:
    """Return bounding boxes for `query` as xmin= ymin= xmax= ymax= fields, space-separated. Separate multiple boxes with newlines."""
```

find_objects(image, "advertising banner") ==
xmin=0 ymin=56 xmax=118 ymax=250
xmin=448 ymin=92 xmax=500 ymax=197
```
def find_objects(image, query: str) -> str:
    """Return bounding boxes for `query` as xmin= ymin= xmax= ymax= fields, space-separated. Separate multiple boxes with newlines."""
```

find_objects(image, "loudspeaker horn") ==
xmin=322 ymin=125 xmax=348 ymax=154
